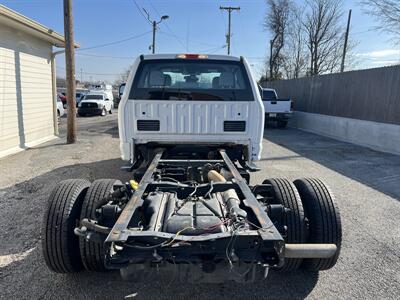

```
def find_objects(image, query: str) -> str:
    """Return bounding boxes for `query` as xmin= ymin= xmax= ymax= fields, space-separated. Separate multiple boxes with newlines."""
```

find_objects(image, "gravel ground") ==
xmin=0 ymin=113 xmax=399 ymax=299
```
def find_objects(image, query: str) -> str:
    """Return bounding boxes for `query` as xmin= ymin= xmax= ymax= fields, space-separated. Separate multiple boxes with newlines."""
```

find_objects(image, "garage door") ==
xmin=0 ymin=24 xmax=55 ymax=158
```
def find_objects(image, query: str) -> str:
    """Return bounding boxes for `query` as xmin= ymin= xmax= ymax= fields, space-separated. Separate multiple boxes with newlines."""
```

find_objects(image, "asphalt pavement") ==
xmin=0 ymin=113 xmax=399 ymax=299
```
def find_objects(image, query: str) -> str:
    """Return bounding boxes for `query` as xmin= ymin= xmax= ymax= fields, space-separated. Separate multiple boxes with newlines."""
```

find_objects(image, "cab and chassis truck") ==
xmin=42 ymin=54 xmax=341 ymax=282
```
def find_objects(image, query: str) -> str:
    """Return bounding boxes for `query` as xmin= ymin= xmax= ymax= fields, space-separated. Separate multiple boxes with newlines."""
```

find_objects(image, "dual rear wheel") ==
xmin=42 ymin=179 xmax=120 ymax=273
xmin=262 ymin=178 xmax=342 ymax=272
xmin=42 ymin=177 xmax=341 ymax=273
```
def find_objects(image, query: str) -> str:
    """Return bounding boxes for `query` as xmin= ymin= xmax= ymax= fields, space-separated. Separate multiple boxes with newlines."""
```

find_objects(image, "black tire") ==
xmin=42 ymin=179 xmax=90 ymax=273
xmin=109 ymin=109 xmax=112 ymax=114
xmin=79 ymin=179 xmax=121 ymax=271
xmin=78 ymin=112 xmax=86 ymax=117
xmin=57 ymin=110 xmax=60 ymax=124
xmin=293 ymin=178 xmax=342 ymax=271
xmin=263 ymin=178 xmax=306 ymax=271
xmin=277 ymin=120 xmax=288 ymax=128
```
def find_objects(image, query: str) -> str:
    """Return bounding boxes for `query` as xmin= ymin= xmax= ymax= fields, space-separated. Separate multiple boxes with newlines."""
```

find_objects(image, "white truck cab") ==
xmin=118 ymin=54 xmax=265 ymax=167
xmin=78 ymin=91 xmax=113 ymax=116
xmin=260 ymin=88 xmax=292 ymax=128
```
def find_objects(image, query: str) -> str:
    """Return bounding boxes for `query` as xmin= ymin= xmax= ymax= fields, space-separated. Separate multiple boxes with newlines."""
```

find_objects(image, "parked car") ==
xmin=57 ymin=93 xmax=67 ymax=108
xmin=56 ymin=95 xmax=65 ymax=123
xmin=260 ymin=87 xmax=292 ymax=128
xmin=78 ymin=92 xmax=113 ymax=116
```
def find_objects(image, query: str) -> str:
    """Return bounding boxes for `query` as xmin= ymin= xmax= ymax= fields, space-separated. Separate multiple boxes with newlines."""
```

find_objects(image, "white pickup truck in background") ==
xmin=260 ymin=87 xmax=292 ymax=128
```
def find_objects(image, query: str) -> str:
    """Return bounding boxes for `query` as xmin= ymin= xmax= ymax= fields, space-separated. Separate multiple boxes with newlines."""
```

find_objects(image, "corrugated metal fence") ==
xmin=264 ymin=65 xmax=400 ymax=125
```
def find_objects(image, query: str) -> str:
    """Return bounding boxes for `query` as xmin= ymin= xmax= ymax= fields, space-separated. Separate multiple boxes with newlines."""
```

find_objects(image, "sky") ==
xmin=1 ymin=0 xmax=399 ymax=83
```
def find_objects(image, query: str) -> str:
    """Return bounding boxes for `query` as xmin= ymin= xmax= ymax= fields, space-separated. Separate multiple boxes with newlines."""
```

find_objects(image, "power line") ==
xmin=76 ymin=52 xmax=134 ymax=59
xmin=208 ymin=46 xmax=226 ymax=54
xmin=200 ymin=45 xmax=227 ymax=54
xmin=246 ymin=57 xmax=266 ymax=60
xmin=352 ymin=29 xmax=375 ymax=35
xmin=131 ymin=0 xmax=152 ymax=25
xmin=56 ymin=66 xmax=121 ymax=76
xmin=76 ymin=31 xmax=152 ymax=51
xmin=148 ymin=0 xmax=186 ymax=50
xmin=80 ymin=71 xmax=122 ymax=76
xmin=158 ymin=30 xmax=219 ymax=48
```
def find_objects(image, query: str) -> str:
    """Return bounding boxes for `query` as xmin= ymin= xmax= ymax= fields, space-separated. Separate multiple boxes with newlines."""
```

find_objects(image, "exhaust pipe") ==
xmin=207 ymin=170 xmax=227 ymax=183
xmin=284 ymin=244 xmax=337 ymax=258
xmin=207 ymin=170 xmax=247 ymax=220
xmin=208 ymin=170 xmax=336 ymax=259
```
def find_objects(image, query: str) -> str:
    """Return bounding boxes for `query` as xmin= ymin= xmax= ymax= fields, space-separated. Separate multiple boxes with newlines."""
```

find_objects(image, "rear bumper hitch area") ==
xmin=120 ymin=261 xmax=270 ymax=283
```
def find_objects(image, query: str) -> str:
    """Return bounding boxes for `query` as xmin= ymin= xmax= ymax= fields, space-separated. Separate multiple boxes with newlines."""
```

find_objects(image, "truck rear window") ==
xmin=262 ymin=90 xmax=277 ymax=100
xmin=129 ymin=59 xmax=254 ymax=101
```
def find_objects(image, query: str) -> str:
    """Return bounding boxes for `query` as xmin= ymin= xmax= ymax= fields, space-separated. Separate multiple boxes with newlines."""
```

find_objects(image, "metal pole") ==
xmin=341 ymin=9 xmax=352 ymax=73
xmin=152 ymin=20 xmax=156 ymax=54
xmin=63 ymin=0 xmax=77 ymax=143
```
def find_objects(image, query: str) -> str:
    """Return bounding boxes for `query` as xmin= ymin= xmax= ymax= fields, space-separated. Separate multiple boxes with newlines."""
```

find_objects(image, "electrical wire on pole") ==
xmin=142 ymin=8 xmax=169 ymax=54
xmin=148 ymin=0 xmax=186 ymax=50
xmin=76 ymin=31 xmax=152 ymax=51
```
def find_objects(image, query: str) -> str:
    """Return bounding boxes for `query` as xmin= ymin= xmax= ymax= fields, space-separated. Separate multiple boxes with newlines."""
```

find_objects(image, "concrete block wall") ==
xmin=289 ymin=112 xmax=400 ymax=155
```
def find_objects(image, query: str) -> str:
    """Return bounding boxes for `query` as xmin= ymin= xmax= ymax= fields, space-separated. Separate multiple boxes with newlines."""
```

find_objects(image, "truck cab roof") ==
xmin=141 ymin=53 xmax=242 ymax=62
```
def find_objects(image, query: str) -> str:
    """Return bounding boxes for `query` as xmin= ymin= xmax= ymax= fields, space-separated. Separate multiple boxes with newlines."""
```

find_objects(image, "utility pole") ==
xmin=63 ymin=0 xmax=76 ymax=143
xmin=80 ymin=68 xmax=83 ymax=83
xmin=220 ymin=6 xmax=240 ymax=55
xmin=152 ymin=20 xmax=156 ymax=54
xmin=341 ymin=9 xmax=352 ymax=73
xmin=143 ymin=9 xmax=169 ymax=54
xmin=269 ymin=39 xmax=273 ymax=79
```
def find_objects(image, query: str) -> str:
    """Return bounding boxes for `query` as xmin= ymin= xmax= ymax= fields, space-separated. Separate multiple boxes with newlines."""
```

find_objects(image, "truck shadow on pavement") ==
xmin=264 ymin=128 xmax=400 ymax=201
xmin=0 ymin=157 xmax=318 ymax=300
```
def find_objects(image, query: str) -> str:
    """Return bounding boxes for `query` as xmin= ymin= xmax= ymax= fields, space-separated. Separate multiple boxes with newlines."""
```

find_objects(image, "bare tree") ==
xmin=360 ymin=0 xmax=400 ymax=45
xmin=282 ymin=5 xmax=309 ymax=79
xmin=265 ymin=0 xmax=291 ymax=80
xmin=114 ymin=65 xmax=131 ymax=87
xmin=303 ymin=0 xmax=344 ymax=75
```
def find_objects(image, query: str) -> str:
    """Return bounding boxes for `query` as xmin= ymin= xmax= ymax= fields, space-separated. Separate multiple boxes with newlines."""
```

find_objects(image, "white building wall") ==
xmin=0 ymin=23 xmax=55 ymax=158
